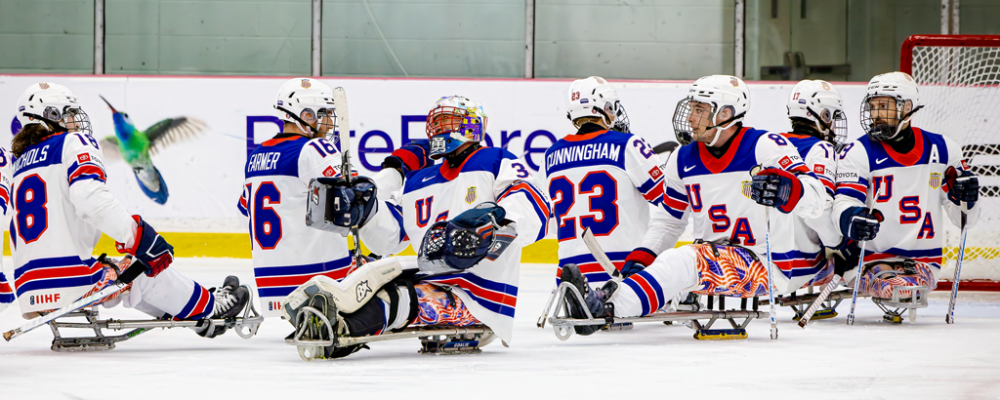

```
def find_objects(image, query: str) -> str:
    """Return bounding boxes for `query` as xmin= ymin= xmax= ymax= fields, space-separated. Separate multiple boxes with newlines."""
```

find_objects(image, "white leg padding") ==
xmin=282 ymin=257 xmax=403 ymax=320
xmin=122 ymin=268 xmax=199 ymax=318
xmin=611 ymin=246 xmax=699 ymax=318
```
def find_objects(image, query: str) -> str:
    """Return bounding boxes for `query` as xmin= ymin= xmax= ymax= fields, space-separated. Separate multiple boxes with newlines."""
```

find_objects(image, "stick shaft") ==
xmin=797 ymin=274 xmax=841 ymax=328
xmin=333 ymin=87 xmax=364 ymax=267
xmin=946 ymin=211 xmax=968 ymax=324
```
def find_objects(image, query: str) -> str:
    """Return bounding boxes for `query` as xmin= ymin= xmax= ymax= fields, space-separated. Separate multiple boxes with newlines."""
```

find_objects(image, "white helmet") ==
xmin=566 ymin=76 xmax=630 ymax=133
xmin=860 ymin=72 xmax=922 ymax=141
xmin=15 ymin=82 xmax=92 ymax=135
xmin=274 ymin=77 xmax=337 ymax=139
xmin=787 ymin=80 xmax=847 ymax=147
xmin=672 ymin=75 xmax=750 ymax=146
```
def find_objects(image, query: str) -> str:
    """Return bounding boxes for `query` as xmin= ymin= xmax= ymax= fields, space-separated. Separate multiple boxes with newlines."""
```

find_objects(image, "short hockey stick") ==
xmin=4 ymin=255 xmax=142 ymax=342
xmin=749 ymin=165 xmax=778 ymax=340
xmin=332 ymin=87 xmax=364 ymax=268
xmin=946 ymin=209 xmax=968 ymax=324
xmin=845 ymin=201 xmax=875 ymax=326
xmin=797 ymin=273 xmax=842 ymax=328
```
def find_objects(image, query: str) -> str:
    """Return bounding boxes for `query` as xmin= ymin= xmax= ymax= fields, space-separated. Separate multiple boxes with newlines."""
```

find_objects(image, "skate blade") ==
xmin=600 ymin=322 xmax=633 ymax=332
xmin=694 ymin=329 xmax=748 ymax=341
xmin=793 ymin=309 xmax=838 ymax=321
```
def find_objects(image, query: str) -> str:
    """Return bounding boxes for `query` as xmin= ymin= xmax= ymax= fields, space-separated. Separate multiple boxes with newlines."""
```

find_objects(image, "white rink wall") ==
xmin=0 ymin=75 xmax=871 ymax=222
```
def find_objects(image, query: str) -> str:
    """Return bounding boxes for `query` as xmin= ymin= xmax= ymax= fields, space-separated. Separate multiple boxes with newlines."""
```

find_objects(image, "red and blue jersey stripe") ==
xmin=174 ymin=282 xmax=215 ymax=320
xmin=421 ymin=273 xmax=518 ymax=318
xmin=637 ymin=176 xmax=665 ymax=207
xmin=771 ymin=250 xmax=826 ymax=279
xmin=622 ymin=269 xmax=666 ymax=316
xmin=0 ymin=182 xmax=9 ymax=214
xmin=556 ymin=251 xmax=630 ymax=284
xmin=14 ymin=256 xmax=101 ymax=296
xmin=253 ymin=255 xmax=353 ymax=299
xmin=66 ymin=159 xmax=107 ymax=186
xmin=836 ymin=176 xmax=869 ymax=203
xmin=0 ymin=271 xmax=14 ymax=305
xmin=663 ymin=186 xmax=688 ymax=219
xmin=497 ymin=180 xmax=551 ymax=242
xmin=863 ymin=247 xmax=943 ymax=269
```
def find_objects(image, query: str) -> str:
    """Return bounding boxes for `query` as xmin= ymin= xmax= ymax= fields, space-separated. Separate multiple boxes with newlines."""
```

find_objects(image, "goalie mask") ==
xmin=672 ymin=75 xmax=750 ymax=146
xmin=861 ymin=72 xmax=923 ymax=142
xmin=15 ymin=82 xmax=92 ymax=136
xmin=274 ymin=77 xmax=338 ymax=140
xmin=425 ymin=95 xmax=487 ymax=159
xmin=418 ymin=202 xmax=517 ymax=273
xmin=787 ymin=80 xmax=847 ymax=149
xmin=566 ymin=76 xmax=630 ymax=133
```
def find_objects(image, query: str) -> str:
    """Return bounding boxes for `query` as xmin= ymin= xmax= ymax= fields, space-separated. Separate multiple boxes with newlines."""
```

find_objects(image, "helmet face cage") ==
xmin=612 ymin=101 xmax=630 ymax=133
xmin=426 ymin=105 xmax=485 ymax=158
xmin=860 ymin=94 xmax=910 ymax=142
xmin=27 ymin=105 xmax=92 ymax=136
xmin=806 ymin=106 xmax=847 ymax=147
xmin=830 ymin=109 xmax=848 ymax=150
xmin=301 ymin=107 xmax=338 ymax=140
xmin=672 ymin=98 xmax=721 ymax=146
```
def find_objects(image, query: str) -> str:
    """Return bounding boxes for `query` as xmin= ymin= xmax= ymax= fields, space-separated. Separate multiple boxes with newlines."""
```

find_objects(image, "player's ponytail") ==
xmin=12 ymin=121 xmax=60 ymax=157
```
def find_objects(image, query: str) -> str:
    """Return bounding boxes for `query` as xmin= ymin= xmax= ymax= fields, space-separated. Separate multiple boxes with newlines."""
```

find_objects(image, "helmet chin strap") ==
xmin=704 ymin=112 xmax=744 ymax=147
xmin=276 ymin=106 xmax=320 ymax=137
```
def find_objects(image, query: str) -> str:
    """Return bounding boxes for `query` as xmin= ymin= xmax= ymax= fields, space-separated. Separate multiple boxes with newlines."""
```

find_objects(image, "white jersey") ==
xmin=774 ymin=133 xmax=842 ymax=288
xmin=361 ymin=147 xmax=549 ymax=344
xmin=9 ymin=132 xmax=138 ymax=315
xmin=641 ymin=127 xmax=826 ymax=294
xmin=832 ymin=128 xmax=979 ymax=284
xmin=537 ymin=128 xmax=665 ymax=284
xmin=239 ymin=134 xmax=352 ymax=317
xmin=0 ymin=147 xmax=14 ymax=314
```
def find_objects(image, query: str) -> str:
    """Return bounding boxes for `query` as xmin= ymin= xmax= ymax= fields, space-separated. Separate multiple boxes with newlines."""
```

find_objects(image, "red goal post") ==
xmin=900 ymin=34 xmax=1000 ymax=292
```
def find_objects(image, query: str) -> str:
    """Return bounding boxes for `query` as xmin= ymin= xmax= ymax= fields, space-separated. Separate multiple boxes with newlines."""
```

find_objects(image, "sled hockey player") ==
xmin=833 ymin=72 xmax=979 ymax=323
xmin=556 ymin=75 xmax=827 ymax=338
xmin=282 ymin=95 xmax=550 ymax=359
xmin=536 ymin=76 xmax=665 ymax=288
xmin=239 ymin=77 xmax=367 ymax=317
xmin=0 ymin=144 xmax=13 ymax=316
xmin=8 ymin=82 xmax=249 ymax=339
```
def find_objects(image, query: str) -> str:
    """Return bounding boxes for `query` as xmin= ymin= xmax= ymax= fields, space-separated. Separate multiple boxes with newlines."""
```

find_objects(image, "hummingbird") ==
xmin=98 ymin=96 xmax=206 ymax=204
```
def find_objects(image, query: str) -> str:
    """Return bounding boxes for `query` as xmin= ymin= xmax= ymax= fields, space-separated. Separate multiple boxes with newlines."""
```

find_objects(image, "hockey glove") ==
xmin=944 ymin=165 xmax=979 ymax=209
xmin=418 ymin=203 xmax=513 ymax=272
xmin=750 ymin=167 xmax=803 ymax=213
xmin=826 ymin=238 xmax=860 ymax=277
xmin=318 ymin=176 xmax=378 ymax=231
xmin=381 ymin=139 xmax=432 ymax=177
xmin=839 ymin=207 xmax=884 ymax=241
xmin=116 ymin=215 xmax=174 ymax=277
xmin=622 ymin=247 xmax=657 ymax=277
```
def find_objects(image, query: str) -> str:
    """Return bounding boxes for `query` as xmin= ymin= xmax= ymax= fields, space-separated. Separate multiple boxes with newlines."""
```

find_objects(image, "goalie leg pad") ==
xmin=281 ymin=257 xmax=404 ymax=321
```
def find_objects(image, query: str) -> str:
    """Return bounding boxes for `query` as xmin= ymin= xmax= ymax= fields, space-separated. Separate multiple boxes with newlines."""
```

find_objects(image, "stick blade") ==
xmin=581 ymin=228 xmax=619 ymax=279
xmin=332 ymin=87 xmax=350 ymax=151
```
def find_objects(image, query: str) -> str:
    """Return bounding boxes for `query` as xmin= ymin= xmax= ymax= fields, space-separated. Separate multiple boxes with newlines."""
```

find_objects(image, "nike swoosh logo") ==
xmin=422 ymin=175 xmax=436 ymax=182
xmin=876 ymin=158 xmax=889 ymax=164
xmin=684 ymin=165 xmax=697 ymax=172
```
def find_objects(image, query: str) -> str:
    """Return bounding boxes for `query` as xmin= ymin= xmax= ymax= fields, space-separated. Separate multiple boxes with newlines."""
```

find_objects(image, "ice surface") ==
xmin=1 ymin=258 xmax=998 ymax=399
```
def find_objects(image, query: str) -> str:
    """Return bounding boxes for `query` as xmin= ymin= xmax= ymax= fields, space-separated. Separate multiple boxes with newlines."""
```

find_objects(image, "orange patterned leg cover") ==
xmin=691 ymin=243 xmax=770 ymax=298
xmin=412 ymin=283 xmax=481 ymax=327
xmin=859 ymin=261 xmax=935 ymax=300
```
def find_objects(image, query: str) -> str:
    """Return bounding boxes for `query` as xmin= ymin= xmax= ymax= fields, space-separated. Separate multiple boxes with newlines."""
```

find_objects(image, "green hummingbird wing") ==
xmin=145 ymin=117 xmax=208 ymax=156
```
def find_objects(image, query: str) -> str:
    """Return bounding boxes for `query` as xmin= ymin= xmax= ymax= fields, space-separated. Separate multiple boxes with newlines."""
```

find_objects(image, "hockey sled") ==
xmin=539 ymin=282 xmax=767 ymax=341
xmin=43 ymin=285 xmax=263 ymax=352
xmin=873 ymin=284 xmax=929 ymax=324
xmin=285 ymin=304 xmax=495 ymax=361
xmin=764 ymin=289 xmax=856 ymax=322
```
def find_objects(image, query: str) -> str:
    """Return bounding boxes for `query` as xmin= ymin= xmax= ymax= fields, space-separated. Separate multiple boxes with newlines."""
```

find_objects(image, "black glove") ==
xmin=944 ymin=165 xmax=979 ymax=209
xmin=622 ymin=247 xmax=656 ymax=277
xmin=382 ymin=139 xmax=433 ymax=176
xmin=839 ymin=206 xmax=884 ymax=241
xmin=827 ymin=238 xmax=860 ymax=277
xmin=318 ymin=176 xmax=378 ymax=229
xmin=750 ymin=167 xmax=804 ymax=213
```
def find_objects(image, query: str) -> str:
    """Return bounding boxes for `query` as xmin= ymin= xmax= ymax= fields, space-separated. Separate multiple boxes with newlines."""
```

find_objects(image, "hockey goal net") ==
xmin=901 ymin=34 xmax=1000 ymax=291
